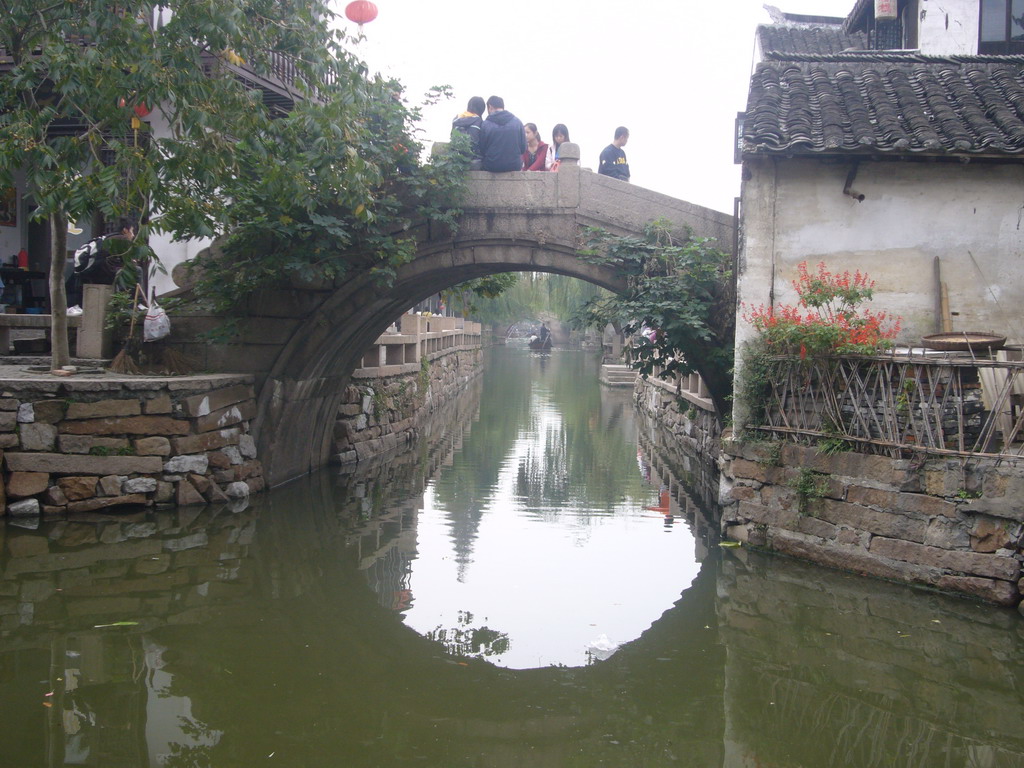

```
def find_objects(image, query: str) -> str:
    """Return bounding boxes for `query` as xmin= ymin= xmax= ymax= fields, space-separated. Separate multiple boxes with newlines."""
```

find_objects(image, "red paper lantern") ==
xmin=345 ymin=0 xmax=378 ymax=25
xmin=133 ymin=103 xmax=151 ymax=119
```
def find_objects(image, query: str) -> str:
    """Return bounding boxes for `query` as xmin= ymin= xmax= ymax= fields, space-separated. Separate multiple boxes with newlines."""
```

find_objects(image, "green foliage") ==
xmin=817 ymin=412 xmax=854 ymax=455
xmin=419 ymin=354 xmax=430 ymax=392
xmin=575 ymin=219 xmax=734 ymax=411
xmin=465 ymin=272 xmax=605 ymax=328
xmin=190 ymin=82 xmax=470 ymax=311
xmin=0 ymin=0 xmax=469 ymax=333
xmin=895 ymin=379 xmax=915 ymax=413
xmin=443 ymin=273 xmax=518 ymax=318
xmin=737 ymin=341 xmax=775 ymax=425
xmin=790 ymin=468 xmax=829 ymax=514
xmin=757 ymin=440 xmax=783 ymax=468
xmin=817 ymin=436 xmax=853 ymax=456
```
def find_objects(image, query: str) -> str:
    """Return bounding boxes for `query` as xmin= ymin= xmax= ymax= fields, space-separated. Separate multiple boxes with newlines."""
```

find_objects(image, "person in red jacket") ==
xmin=521 ymin=123 xmax=551 ymax=171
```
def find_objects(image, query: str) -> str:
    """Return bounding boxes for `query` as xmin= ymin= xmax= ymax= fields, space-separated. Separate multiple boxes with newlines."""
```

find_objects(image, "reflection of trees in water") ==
xmin=333 ymin=379 xmax=484 ymax=603
xmin=435 ymin=348 xmax=648 ymax=546
xmin=430 ymin=349 xmax=533 ymax=579
xmin=425 ymin=611 xmax=511 ymax=659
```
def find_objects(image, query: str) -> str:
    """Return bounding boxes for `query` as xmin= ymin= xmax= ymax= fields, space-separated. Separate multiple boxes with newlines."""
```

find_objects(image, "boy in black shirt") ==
xmin=598 ymin=126 xmax=630 ymax=182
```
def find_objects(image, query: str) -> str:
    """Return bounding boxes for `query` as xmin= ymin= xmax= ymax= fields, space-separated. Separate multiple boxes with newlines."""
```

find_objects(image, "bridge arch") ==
xmin=256 ymin=238 xmax=630 ymax=485
xmin=178 ymin=166 xmax=735 ymax=486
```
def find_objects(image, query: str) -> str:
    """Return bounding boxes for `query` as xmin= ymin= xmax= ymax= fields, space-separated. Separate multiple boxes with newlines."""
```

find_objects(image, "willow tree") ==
xmin=0 ymin=1 xmax=463 ymax=366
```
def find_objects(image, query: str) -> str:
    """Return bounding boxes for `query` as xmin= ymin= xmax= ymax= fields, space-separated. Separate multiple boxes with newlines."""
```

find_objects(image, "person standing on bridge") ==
xmin=521 ymin=123 xmax=551 ymax=171
xmin=478 ymin=96 xmax=526 ymax=172
xmin=451 ymin=96 xmax=485 ymax=169
xmin=598 ymin=126 xmax=630 ymax=182
xmin=549 ymin=124 xmax=570 ymax=171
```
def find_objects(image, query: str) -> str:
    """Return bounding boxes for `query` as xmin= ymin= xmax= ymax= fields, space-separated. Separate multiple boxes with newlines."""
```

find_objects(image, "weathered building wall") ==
xmin=0 ymin=375 xmax=264 ymax=518
xmin=918 ymin=0 xmax=979 ymax=54
xmin=737 ymin=158 xmax=1024 ymax=355
xmin=735 ymin=156 xmax=1024 ymax=428
xmin=333 ymin=347 xmax=482 ymax=464
xmin=719 ymin=438 xmax=1023 ymax=607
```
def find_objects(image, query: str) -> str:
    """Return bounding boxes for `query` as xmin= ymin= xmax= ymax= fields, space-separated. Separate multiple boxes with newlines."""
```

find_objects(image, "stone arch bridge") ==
xmin=174 ymin=150 xmax=735 ymax=486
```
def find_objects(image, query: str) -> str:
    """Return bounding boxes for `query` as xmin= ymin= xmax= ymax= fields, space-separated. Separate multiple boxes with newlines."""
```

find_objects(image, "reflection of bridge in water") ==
xmin=3 ymin=381 xmax=1024 ymax=765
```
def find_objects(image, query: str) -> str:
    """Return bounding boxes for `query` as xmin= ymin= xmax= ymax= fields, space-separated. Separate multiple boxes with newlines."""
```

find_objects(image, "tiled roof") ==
xmin=742 ymin=54 xmax=1024 ymax=157
xmin=757 ymin=23 xmax=867 ymax=56
xmin=842 ymin=0 xmax=872 ymax=34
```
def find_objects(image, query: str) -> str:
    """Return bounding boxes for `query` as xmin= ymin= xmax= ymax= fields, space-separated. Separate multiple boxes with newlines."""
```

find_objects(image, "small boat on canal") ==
xmin=528 ymin=336 xmax=552 ymax=350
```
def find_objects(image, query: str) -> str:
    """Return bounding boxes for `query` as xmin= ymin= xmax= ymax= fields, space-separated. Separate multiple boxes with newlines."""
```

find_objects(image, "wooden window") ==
xmin=980 ymin=0 xmax=1024 ymax=54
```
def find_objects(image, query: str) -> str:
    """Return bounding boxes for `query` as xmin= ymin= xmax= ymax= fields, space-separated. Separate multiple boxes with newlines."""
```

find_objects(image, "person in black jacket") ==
xmin=598 ymin=126 xmax=631 ymax=182
xmin=451 ymin=96 xmax=485 ymax=168
xmin=478 ymin=96 xmax=526 ymax=172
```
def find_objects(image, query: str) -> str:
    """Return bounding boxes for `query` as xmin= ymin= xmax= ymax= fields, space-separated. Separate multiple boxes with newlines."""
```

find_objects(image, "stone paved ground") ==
xmin=0 ymin=357 xmax=219 ymax=384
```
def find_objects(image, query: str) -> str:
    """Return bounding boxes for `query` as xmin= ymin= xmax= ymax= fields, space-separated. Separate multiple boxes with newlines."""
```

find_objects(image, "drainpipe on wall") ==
xmin=843 ymin=161 xmax=866 ymax=202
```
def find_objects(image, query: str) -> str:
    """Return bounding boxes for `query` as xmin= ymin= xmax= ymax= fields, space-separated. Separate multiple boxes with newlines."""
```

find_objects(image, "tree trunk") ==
xmin=49 ymin=211 xmax=70 ymax=368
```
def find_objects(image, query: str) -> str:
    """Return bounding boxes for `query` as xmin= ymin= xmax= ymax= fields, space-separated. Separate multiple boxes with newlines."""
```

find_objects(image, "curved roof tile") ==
xmin=743 ymin=57 xmax=1024 ymax=156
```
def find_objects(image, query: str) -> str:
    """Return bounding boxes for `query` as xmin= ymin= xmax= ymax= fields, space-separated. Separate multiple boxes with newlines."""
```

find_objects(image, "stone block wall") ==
xmin=719 ymin=439 xmax=1024 ymax=606
xmin=633 ymin=375 xmax=721 ymax=460
xmin=0 ymin=375 xmax=264 ymax=518
xmin=333 ymin=348 xmax=481 ymax=464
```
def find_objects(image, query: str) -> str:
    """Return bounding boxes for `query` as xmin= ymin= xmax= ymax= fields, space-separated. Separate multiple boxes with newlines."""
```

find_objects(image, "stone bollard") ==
xmin=556 ymin=142 xmax=580 ymax=167
xmin=76 ymin=283 xmax=113 ymax=359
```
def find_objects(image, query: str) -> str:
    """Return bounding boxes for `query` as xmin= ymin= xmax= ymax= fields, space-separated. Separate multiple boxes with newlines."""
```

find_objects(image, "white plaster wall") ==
xmin=148 ymin=231 xmax=212 ymax=297
xmin=918 ymin=0 xmax=979 ymax=54
xmin=144 ymin=106 xmax=212 ymax=297
xmin=740 ymin=157 xmax=1024 ymax=342
xmin=737 ymin=152 xmax=1024 ymax=421
xmin=735 ymin=156 xmax=1024 ymax=423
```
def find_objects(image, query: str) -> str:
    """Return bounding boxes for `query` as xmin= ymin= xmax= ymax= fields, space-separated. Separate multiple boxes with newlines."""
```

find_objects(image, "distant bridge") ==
xmin=171 ymin=145 xmax=735 ymax=486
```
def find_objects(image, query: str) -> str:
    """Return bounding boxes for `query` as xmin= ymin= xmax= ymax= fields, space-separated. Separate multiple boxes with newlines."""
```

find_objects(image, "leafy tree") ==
xmin=0 ymin=0 xmax=465 ymax=366
xmin=442 ymin=273 xmax=518 ymax=319
xmin=461 ymin=272 xmax=606 ymax=329
xmin=574 ymin=220 xmax=734 ymax=414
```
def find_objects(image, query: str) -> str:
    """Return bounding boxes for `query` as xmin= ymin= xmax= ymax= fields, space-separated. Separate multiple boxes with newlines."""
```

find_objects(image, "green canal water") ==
xmin=2 ymin=346 xmax=1023 ymax=767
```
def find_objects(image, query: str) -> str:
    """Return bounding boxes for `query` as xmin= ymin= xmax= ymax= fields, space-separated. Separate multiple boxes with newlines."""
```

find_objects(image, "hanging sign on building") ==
xmin=875 ymin=0 xmax=898 ymax=20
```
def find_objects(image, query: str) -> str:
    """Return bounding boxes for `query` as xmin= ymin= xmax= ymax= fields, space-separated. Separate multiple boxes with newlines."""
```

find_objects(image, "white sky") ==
xmin=335 ymin=0 xmax=856 ymax=214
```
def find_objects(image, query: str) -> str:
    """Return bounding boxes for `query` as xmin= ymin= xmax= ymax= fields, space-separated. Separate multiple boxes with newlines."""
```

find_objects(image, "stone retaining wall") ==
xmin=0 ymin=375 xmax=264 ymax=518
xmin=720 ymin=439 xmax=1024 ymax=607
xmin=633 ymin=375 xmax=721 ymax=460
xmin=333 ymin=347 xmax=482 ymax=464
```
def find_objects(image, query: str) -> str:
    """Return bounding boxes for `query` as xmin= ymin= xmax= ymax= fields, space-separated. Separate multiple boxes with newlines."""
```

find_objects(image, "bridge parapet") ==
xmin=453 ymin=142 xmax=734 ymax=251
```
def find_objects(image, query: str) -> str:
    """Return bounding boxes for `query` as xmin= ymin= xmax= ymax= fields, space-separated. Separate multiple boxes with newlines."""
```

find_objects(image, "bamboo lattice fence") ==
xmin=749 ymin=351 xmax=1024 ymax=460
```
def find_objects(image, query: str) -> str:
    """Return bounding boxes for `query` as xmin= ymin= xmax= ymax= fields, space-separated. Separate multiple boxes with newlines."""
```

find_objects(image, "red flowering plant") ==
xmin=743 ymin=261 xmax=901 ymax=358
